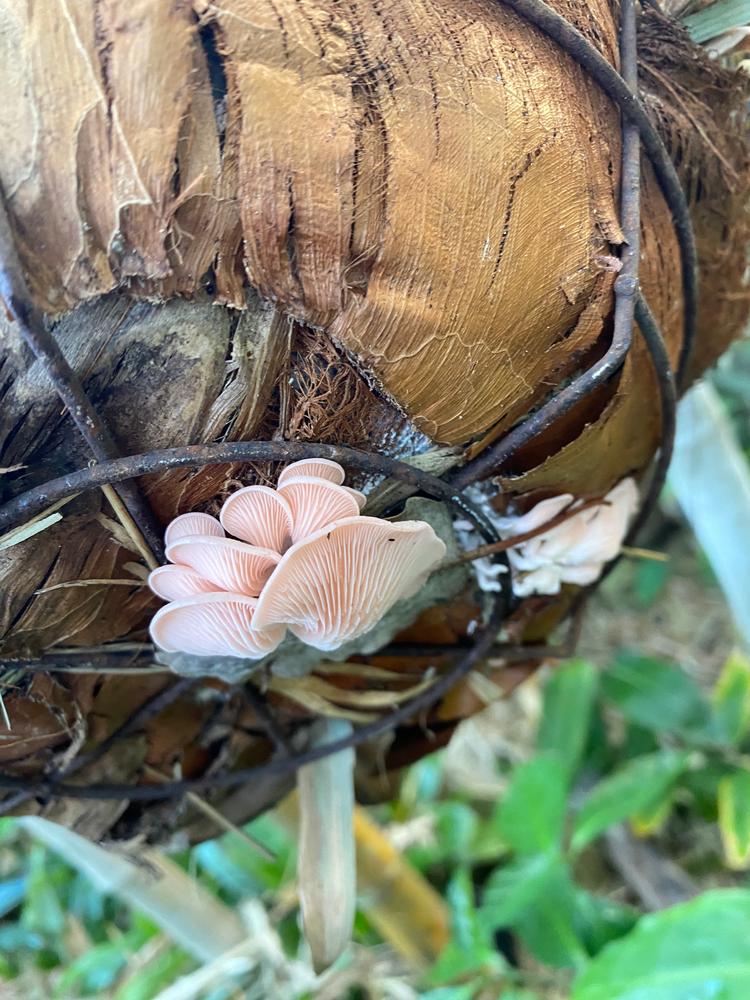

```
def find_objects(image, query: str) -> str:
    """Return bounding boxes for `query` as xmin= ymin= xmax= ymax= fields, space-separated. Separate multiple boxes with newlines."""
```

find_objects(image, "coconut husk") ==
xmin=0 ymin=0 xmax=747 ymax=840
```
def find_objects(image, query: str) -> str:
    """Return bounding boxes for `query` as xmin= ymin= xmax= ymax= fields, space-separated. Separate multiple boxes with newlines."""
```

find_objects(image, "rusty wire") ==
xmin=0 ymin=0 xmax=686 ymax=807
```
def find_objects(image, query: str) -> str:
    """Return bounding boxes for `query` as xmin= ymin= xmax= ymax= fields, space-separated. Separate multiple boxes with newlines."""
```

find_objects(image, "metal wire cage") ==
xmin=0 ymin=0 xmax=690 ymax=811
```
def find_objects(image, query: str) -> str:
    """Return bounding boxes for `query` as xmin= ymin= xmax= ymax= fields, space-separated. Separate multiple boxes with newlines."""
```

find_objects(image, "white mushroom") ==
xmin=148 ymin=564 xmax=222 ymax=601
xmin=165 ymin=536 xmax=281 ymax=597
xmin=220 ymin=485 xmax=293 ymax=552
xmin=253 ymin=516 xmax=446 ymax=650
xmin=341 ymin=486 xmax=367 ymax=510
xmin=163 ymin=511 xmax=224 ymax=547
xmin=278 ymin=476 xmax=361 ymax=543
xmin=277 ymin=458 xmax=346 ymax=488
xmin=150 ymin=593 xmax=285 ymax=658
xmin=496 ymin=477 xmax=639 ymax=597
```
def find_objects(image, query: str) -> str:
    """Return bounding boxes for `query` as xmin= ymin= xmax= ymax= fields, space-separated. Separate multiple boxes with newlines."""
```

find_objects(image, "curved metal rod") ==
xmin=588 ymin=290 xmax=677 ymax=599
xmin=628 ymin=291 xmax=678 ymax=541
xmin=497 ymin=0 xmax=696 ymax=381
xmin=0 ymin=589 xmax=509 ymax=802
xmin=0 ymin=440 xmax=503 ymax=547
xmin=452 ymin=0 xmax=645 ymax=490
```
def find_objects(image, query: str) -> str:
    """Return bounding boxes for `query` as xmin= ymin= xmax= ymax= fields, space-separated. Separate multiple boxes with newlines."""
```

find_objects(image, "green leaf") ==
xmin=447 ymin=866 xmax=485 ymax=951
xmin=571 ymin=890 xmax=638 ymax=957
xmin=408 ymin=803 xmax=479 ymax=869
xmin=718 ymin=769 xmax=750 ymax=869
xmin=480 ymin=852 xmax=561 ymax=929
xmin=630 ymin=791 xmax=674 ymax=838
xmin=681 ymin=757 xmax=730 ymax=820
xmin=115 ymin=946 xmax=190 ymax=1000
xmin=682 ymin=0 xmax=750 ymax=44
xmin=513 ymin=862 xmax=588 ymax=969
xmin=492 ymin=755 xmax=567 ymax=855
xmin=426 ymin=938 xmax=503 ymax=989
xmin=432 ymin=869 xmax=504 ymax=988
xmin=571 ymin=751 xmax=689 ymax=853
xmin=601 ymin=654 xmax=710 ymax=740
xmin=712 ymin=651 xmax=750 ymax=745
xmin=487 ymin=857 xmax=588 ymax=969
xmin=573 ymin=889 xmax=750 ymax=1000
xmin=537 ymin=660 xmax=598 ymax=782
xmin=54 ymin=942 xmax=126 ymax=997
xmin=21 ymin=846 xmax=66 ymax=938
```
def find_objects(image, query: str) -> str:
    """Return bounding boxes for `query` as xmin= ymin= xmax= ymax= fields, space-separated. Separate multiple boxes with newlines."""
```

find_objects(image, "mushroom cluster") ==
xmin=149 ymin=459 xmax=446 ymax=658
xmin=496 ymin=477 xmax=639 ymax=597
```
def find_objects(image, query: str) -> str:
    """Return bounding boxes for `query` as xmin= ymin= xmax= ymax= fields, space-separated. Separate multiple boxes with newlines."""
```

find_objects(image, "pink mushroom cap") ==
xmin=150 ymin=593 xmax=285 ymax=658
xmin=253 ymin=516 xmax=446 ymax=651
xmin=278 ymin=476 xmax=361 ymax=543
xmin=148 ymin=564 xmax=222 ymax=601
xmin=164 ymin=511 xmax=224 ymax=547
xmin=341 ymin=486 xmax=367 ymax=510
xmin=165 ymin=536 xmax=281 ymax=597
xmin=219 ymin=485 xmax=293 ymax=552
xmin=277 ymin=458 xmax=346 ymax=488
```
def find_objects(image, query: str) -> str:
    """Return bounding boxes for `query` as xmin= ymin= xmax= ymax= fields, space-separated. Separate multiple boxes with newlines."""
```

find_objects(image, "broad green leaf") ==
xmin=537 ymin=660 xmax=598 ymax=782
xmin=492 ymin=755 xmax=567 ymax=855
xmin=512 ymin=859 xmax=588 ymax=969
xmin=682 ymin=758 xmax=730 ymax=820
xmin=718 ymin=769 xmax=750 ymax=869
xmin=601 ymin=654 xmax=710 ymax=740
xmin=571 ymin=751 xmax=689 ymax=853
xmin=712 ymin=650 xmax=750 ymax=745
xmin=572 ymin=890 xmax=638 ymax=957
xmin=573 ymin=889 xmax=750 ymax=1000
xmin=431 ymin=870 xmax=504 ymax=988
xmin=480 ymin=852 xmax=561 ymax=930
xmin=682 ymin=0 xmax=750 ymax=44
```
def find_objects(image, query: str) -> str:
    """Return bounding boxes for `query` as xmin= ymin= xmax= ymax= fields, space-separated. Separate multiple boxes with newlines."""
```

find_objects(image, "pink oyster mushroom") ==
xmin=149 ymin=458 xmax=446 ymax=658
xmin=495 ymin=477 xmax=639 ymax=597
